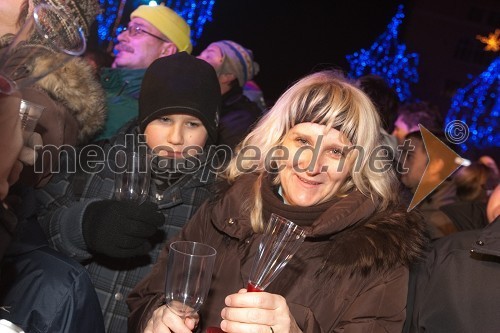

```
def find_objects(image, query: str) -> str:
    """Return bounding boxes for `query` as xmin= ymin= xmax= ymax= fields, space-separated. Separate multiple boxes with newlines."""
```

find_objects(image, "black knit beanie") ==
xmin=138 ymin=52 xmax=221 ymax=143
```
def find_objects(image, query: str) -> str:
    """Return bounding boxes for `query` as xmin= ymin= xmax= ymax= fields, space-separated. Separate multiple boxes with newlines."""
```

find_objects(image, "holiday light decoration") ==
xmin=97 ymin=0 xmax=121 ymax=46
xmin=476 ymin=29 xmax=500 ymax=52
xmin=346 ymin=5 xmax=419 ymax=101
xmin=163 ymin=0 xmax=216 ymax=42
xmin=445 ymin=57 xmax=499 ymax=152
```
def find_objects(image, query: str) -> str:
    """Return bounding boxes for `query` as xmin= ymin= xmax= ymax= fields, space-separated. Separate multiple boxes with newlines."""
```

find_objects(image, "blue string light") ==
xmin=96 ymin=0 xmax=120 ymax=45
xmin=445 ymin=57 xmax=500 ymax=152
xmin=163 ymin=0 xmax=216 ymax=43
xmin=96 ymin=0 xmax=216 ymax=46
xmin=346 ymin=4 xmax=419 ymax=102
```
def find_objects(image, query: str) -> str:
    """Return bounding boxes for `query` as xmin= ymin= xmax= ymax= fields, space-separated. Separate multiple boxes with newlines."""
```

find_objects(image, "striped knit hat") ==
xmin=24 ymin=0 xmax=99 ymax=54
xmin=210 ymin=40 xmax=259 ymax=87
xmin=34 ymin=0 xmax=100 ymax=38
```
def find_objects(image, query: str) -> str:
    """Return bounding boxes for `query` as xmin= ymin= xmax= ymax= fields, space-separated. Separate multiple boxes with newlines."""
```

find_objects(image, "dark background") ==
xmin=193 ymin=0 xmax=411 ymax=104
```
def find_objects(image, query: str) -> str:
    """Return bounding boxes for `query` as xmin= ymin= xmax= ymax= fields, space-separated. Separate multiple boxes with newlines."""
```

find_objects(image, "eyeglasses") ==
xmin=123 ymin=25 xmax=170 ymax=43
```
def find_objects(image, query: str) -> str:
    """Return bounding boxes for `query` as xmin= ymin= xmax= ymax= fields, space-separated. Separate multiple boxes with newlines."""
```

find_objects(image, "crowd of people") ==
xmin=0 ymin=1 xmax=498 ymax=333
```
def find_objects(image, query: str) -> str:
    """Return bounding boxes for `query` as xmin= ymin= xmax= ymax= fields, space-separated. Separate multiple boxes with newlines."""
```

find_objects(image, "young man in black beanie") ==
xmin=35 ymin=52 xmax=221 ymax=333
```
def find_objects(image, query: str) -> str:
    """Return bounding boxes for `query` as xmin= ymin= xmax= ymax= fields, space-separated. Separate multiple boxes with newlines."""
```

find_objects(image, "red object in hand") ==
xmin=246 ymin=282 xmax=264 ymax=292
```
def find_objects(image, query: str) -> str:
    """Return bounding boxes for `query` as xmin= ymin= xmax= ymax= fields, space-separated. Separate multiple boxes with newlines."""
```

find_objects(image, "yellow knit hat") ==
xmin=131 ymin=4 xmax=192 ymax=54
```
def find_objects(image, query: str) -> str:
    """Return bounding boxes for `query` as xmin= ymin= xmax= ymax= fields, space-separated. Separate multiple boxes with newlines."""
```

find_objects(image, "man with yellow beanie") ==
xmin=94 ymin=3 xmax=192 ymax=141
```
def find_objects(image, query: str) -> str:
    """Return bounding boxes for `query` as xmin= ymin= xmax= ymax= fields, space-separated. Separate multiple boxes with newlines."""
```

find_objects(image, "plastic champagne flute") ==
xmin=207 ymin=214 xmax=306 ymax=332
xmin=246 ymin=213 xmax=306 ymax=292
xmin=164 ymin=241 xmax=217 ymax=318
xmin=113 ymin=150 xmax=152 ymax=204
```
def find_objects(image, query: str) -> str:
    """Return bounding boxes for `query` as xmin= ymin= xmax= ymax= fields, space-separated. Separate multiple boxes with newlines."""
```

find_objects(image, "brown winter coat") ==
xmin=128 ymin=173 xmax=427 ymax=333
xmin=0 ymin=37 xmax=106 ymax=253
xmin=18 ymin=54 xmax=106 ymax=186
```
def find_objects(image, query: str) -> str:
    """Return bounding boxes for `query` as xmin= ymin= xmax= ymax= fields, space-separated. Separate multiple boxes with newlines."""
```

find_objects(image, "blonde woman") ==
xmin=128 ymin=71 xmax=427 ymax=333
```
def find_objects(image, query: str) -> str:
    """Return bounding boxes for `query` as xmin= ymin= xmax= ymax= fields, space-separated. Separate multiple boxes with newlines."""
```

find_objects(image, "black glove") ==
xmin=82 ymin=200 xmax=164 ymax=258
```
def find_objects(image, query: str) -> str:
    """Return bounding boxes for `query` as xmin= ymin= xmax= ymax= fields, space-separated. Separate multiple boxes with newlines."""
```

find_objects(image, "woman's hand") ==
xmin=220 ymin=289 xmax=301 ymax=333
xmin=143 ymin=305 xmax=199 ymax=333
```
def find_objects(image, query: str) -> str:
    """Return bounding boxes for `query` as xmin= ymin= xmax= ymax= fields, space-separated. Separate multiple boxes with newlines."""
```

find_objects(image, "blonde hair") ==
xmin=224 ymin=71 xmax=399 ymax=231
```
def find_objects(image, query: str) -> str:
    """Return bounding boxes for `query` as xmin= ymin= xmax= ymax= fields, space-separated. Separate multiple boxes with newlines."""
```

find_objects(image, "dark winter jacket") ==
xmin=417 ymin=180 xmax=458 ymax=239
xmin=128 ymin=173 xmax=427 ymax=333
xmin=0 ymin=193 xmax=104 ymax=333
xmin=94 ymin=68 xmax=146 ymax=141
xmin=0 ymin=202 xmax=17 ymax=261
xmin=407 ymin=217 xmax=500 ymax=332
xmin=218 ymin=85 xmax=262 ymax=150
xmin=36 ymin=122 xmax=217 ymax=333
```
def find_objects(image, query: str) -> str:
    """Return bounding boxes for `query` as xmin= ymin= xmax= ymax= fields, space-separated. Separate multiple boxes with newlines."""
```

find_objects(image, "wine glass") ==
xmin=114 ymin=150 xmax=152 ymax=204
xmin=207 ymin=214 xmax=305 ymax=333
xmin=165 ymin=241 xmax=217 ymax=318
xmin=0 ymin=3 xmax=86 ymax=94
xmin=247 ymin=213 xmax=306 ymax=292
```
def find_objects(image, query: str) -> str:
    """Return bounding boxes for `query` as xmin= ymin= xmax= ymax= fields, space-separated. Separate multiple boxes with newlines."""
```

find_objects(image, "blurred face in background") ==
xmin=392 ymin=115 xmax=414 ymax=145
xmin=197 ymin=44 xmax=224 ymax=75
xmin=197 ymin=44 xmax=236 ymax=94
xmin=400 ymin=137 xmax=428 ymax=193
xmin=112 ymin=17 xmax=174 ymax=69
xmin=0 ymin=0 xmax=28 ymax=36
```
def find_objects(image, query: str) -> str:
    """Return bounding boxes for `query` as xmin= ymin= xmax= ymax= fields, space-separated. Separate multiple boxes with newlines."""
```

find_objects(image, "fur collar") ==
xmin=34 ymin=55 xmax=106 ymax=144
xmin=319 ymin=206 xmax=429 ymax=277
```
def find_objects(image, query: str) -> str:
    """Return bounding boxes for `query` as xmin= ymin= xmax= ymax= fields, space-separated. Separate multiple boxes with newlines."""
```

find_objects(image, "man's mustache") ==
xmin=114 ymin=43 xmax=134 ymax=53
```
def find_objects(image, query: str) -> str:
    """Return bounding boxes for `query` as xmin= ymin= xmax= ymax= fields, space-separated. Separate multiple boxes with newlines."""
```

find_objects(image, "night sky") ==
xmin=192 ymin=0 xmax=411 ymax=104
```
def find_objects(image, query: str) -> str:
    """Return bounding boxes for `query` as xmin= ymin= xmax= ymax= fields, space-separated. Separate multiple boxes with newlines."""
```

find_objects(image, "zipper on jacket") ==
xmin=116 ymin=80 xmax=129 ymax=96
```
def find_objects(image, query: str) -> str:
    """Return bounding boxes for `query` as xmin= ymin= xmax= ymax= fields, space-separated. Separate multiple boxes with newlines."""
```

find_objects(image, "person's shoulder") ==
xmin=431 ymin=229 xmax=481 ymax=255
xmin=12 ymin=244 xmax=90 ymax=285
xmin=38 ymin=246 xmax=88 ymax=271
xmin=102 ymin=119 xmax=139 ymax=145
xmin=359 ymin=205 xmax=429 ymax=265
xmin=209 ymin=173 xmax=258 ymax=203
xmin=316 ymin=204 xmax=428 ymax=277
xmin=100 ymin=67 xmax=146 ymax=88
xmin=224 ymin=94 xmax=261 ymax=116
